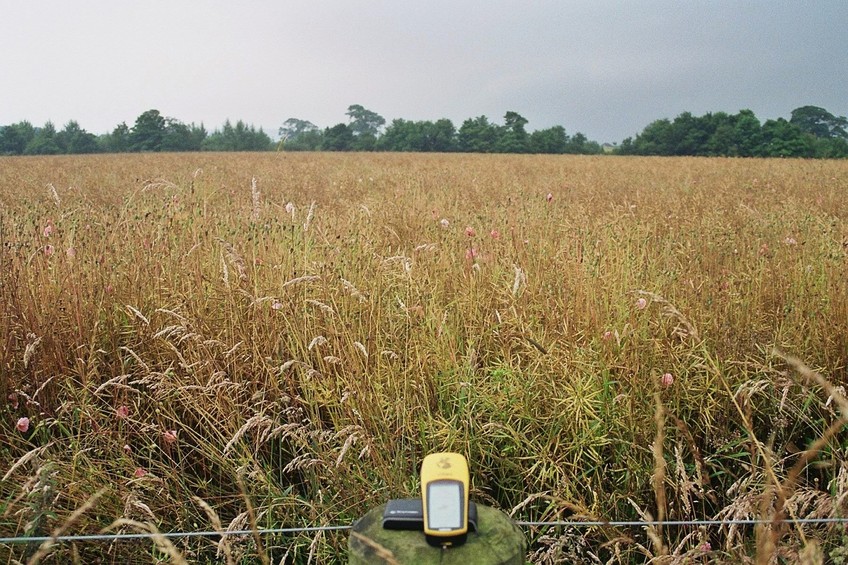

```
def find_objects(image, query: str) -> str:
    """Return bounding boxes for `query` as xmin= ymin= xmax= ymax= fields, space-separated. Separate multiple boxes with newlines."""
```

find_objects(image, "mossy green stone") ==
xmin=348 ymin=504 xmax=526 ymax=564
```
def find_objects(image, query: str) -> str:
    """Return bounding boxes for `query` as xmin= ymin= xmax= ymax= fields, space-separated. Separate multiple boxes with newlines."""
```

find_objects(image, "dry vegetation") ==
xmin=1 ymin=152 xmax=848 ymax=563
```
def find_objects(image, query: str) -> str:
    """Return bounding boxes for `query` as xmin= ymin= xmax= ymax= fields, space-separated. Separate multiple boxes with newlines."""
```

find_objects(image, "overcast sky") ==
xmin=1 ymin=1 xmax=846 ymax=143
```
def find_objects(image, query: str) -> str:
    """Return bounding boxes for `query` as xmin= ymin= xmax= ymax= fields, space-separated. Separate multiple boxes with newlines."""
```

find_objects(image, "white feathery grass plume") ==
xmin=125 ymin=305 xmax=150 ymax=326
xmin=155 ymin=308 xmax=188 ymax=323
xmin=336 ymin=432 xmax=359 ymax=467
xmin=223 ymin=414 xmax=273 ymax=455
xmin=308 ymin=336 xmax=328 ymax=351
xmin=47 ymin=183 xmax=61 ymax=208
xmin=512 ymin=265 xmax=526 ymax=296
xmin=279 ymin=359 xmax=301 ymax=372
xmin=303 ymin=201 xmax=316 ymax=232
xmin=353 ymin=341 xmax=368 ymax=359
xmin=250 ymin=177 xmax=260 ymax=221
xmin=220 ymin=252 xmax=230 ymax=286
xmin=282 ymin=274 xmax=320 ymax=288
xmin=217 ymin=239 xmax=247 ymax=281
xmin=341 ymin=278 xmax=367 ymax=302
xmin=224 ymin=342 xmax=243 ymax=357
xmin=23 ymin=334 xmax=43 ymax=369
xmin=306 ymin=299 xmax=335 ymax=316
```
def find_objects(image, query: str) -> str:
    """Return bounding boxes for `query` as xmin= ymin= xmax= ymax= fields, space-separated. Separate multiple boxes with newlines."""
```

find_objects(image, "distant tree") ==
xmin=564 ymin=132 xmax=601 ymax=154
xmin=458 ymin=116 xmax=499 ymax=153
xmin=631 ymin=118 xmax=673 ymax=155
xmin=497 ymin=111 xmax=529 ymax=153
xmin=427 ymin=119 xmax=457 ymax=152
xmin=351 ymin=132 xmax=377 ymax=151
xmin=203 ymin=120 xmax=271 ymax=151
xmin=379 ymin=119 xmax=419 ymax=151
xmin=285 ymin=129 xmax=323 ymax=151
xmin=703 ymin=112 xmax=737 ymax=156
xmin=160 ymin=119 xmax=206 ymax=151
xmin=279 ymin=118 xmax=318 ymax=142
xmin=790 ymin=106 xmax=848 ymax=140
xmin=733 ymin=110 xmax=762 ymax=157
xmin=757 ymin=118 xmax=813 ymax=157
xmin=346 ymin=104 xmax=385 ymax=137
xmin=322 ymin=123 xmax=354 ymax=151
xmin=56 ymin=121 xmax=99 ymax=154
xmin=100 ymin=122 xmax=131 ymax=153
xmin=379 ymin=118 xmax=456 ymax=152
xmin=25 ymin=122 xmax=61 ymax=155
xmin=0 ymin=121 xmax=35 ymax=155
xmin=529 ymin=126 xmax=568 ymax=154
xmin=130 ymin=109 xmax=167 ymax=152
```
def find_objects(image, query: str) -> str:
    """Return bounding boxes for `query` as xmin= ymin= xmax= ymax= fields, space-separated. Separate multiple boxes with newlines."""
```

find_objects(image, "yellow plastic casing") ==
xmin=421 ymin=452 xmax=469 ymax=545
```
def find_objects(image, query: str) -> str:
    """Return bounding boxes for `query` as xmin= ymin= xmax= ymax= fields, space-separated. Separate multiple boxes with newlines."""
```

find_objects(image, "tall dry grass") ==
xmin=1 ymin=152 xmax=847 ymax=563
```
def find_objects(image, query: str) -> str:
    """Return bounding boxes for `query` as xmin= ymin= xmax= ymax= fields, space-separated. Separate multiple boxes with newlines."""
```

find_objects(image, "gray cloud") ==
xmin=1 ymin=1 xmax=845 ymax=143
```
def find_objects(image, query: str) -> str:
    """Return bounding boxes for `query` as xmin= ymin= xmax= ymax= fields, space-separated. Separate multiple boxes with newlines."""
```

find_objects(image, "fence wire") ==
xmin=2 ymin=517 xmax=847 ymax=545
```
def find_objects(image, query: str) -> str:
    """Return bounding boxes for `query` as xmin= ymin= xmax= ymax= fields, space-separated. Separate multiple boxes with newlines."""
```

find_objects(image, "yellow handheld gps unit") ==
xmin=420 ymin=452 xmax=470 ymax=547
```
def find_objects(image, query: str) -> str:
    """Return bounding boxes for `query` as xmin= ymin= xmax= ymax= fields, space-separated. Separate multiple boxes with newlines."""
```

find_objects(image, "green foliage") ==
xmin=0 ymin=121 xmax=35 ymax=155
xmin=202 ymin=120 xmax=270 ymax=151
xmin=458 ymin=116 xmax=500 ymax=152
xmin=322 ymin=123 xmax=355 ymax=151
xmin=2 ymin=104 xmax=845 ymax=158
xmin=24 ymin=121 xmax=61 ymax=155
xmin=619 ymin=106 xmax=848 ymax=158
xmin=100 ymin=122 xmax=131 ymax=153
xmin=346 ymin=104 xmax=386 ymax=137
xmin=279 ymin=118 xmax=322 ymax=150
xmin=790 ymin=105 xmax=848 ymax=139
xmin=129 ymin=109 xmax=166 ymax=152
xmin=55 ymin=120 xmax=99 ymax=154
xmin=378 ymin=118 xmax=457 ymax=152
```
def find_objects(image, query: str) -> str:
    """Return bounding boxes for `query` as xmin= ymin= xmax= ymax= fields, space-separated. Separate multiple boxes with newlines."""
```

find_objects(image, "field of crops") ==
xmin=2 ymin=152 xmax=848 ymax=563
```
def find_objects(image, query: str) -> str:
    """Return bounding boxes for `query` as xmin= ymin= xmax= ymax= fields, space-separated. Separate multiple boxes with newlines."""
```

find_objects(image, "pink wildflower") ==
xmin=44 ymin=244 xmax=55 ymax=256
xmin=635 ymin=297 xmax=648 ymax=310
xmin=465 ymin=248 xmax=478 ymax=260
xmin=66 ymin=247 xmax=76 ymax=258
xmin=285 ymin=202 xmax=295 ymax=215
xmin=546 ymin=192 xmax=553 ymax=203
xmin=700 ymin=542 xmax=711 ymax=552
xmin=43 ymin=224 xmax=53 ymax=238
xmin=123 ymin=444 xmax=132 ymax=454
xmin=602 ymin=330 xmax=614 ymax=341
xmin=8 ymin=393 xmax=18 ymax=410
xmin=116 ymin=405 xmax=130 ymax=419
xmin=465 ymin=226 xmax=476 ymax=237
xmin=162 ymin=430 xmax=178 ymax=444
xmin=133 ymin=467 xmax=147 ymax=478
xmin=661 ymin=373 xmax=674 ymax=387
xmin=271 ymin=300 xmax=283 ymax=310
xmin=489 ymin=229 xmax=501 ymax=240
xmin=16 ymin=417 xmax=30 ymax=433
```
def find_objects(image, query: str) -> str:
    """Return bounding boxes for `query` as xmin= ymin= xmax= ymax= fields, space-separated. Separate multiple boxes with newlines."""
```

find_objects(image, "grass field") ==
xmin=2 ymin=152 xmax=848 ymax=563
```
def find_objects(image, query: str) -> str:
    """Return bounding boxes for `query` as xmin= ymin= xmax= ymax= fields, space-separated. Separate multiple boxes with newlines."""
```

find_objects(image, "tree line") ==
xmin=1 ymin=104 xmax=845 ymax=158
xmin=617 ymin=106 xmax=848 ymax=158
xmin=0 ymin=109 xmax=273 ymax=155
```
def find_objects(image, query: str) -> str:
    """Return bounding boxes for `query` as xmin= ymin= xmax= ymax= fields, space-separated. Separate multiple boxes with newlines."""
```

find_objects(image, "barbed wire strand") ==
xmin=2 ymin=517 xmax=847 ymax=545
